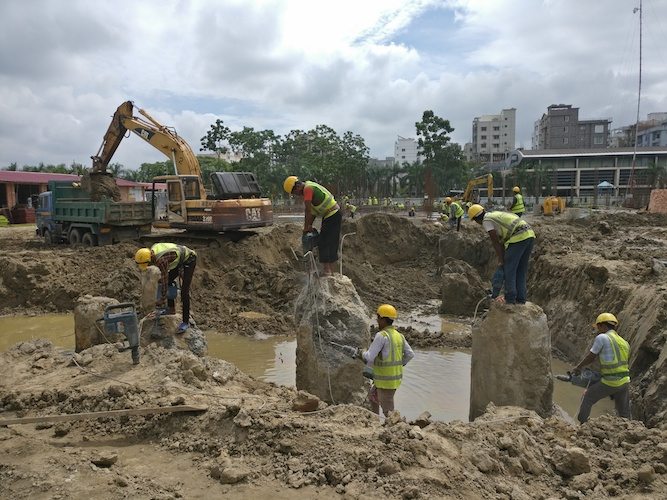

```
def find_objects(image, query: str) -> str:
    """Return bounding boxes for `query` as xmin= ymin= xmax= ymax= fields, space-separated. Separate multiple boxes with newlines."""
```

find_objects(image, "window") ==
xmin=481 ymin=126 xmax=487 ymax=131
xmin=563 ymin=138 xmax=569 ymax=144
xmin=481 ymin=135 xmax=487 ymax=140
xmin=564 ymin=116 xmax=569 ymax=122
xmin=493 ymin=135 xmax=499 ymax=139
xmin=564 ymin=127 xmax=568 ymax=133
xmin=493 ymin=143 xmax=499 ymax=148
xmin=493 ymin=126 xmax=500 ymax=131
xmin=481 ymin=143 xmax=487 ymax=148
xmin=401 ymin=155 xmax=405 ymax=159
xmin=594 ymin=124 xmax=604 ymax=133
xmin=594 ymin=136 xmax=604 ymax=145
xmin=401 ymin=148 xmax=405 ymax=152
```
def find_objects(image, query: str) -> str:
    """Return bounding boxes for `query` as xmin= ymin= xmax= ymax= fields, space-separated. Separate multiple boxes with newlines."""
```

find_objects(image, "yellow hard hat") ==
xmin=467 ymin=204 xmax=484 ymax=220
xmin=445 ymin=197 xmax=452 ymax=203
xmin=134 ymin=248 xmax=151 ymax=271
xmin=513 ymin=186 xmax=520 ymax=193
xmin=595 ymin=312 xmax=618 ymax=326
xmin=377 ymin=304 xmax=398 ymax=319
xmin=283 ymin=176 xmax=298 ymax=194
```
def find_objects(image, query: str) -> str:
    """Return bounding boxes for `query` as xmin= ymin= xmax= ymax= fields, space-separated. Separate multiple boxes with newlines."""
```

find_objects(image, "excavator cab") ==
xmin=208 ymin=172 xmax=263 ymax=200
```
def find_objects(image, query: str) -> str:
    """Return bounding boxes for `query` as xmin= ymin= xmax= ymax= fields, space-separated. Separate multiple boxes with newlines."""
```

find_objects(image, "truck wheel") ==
xmin=43 ymin=229 xmax=53 ymax=245
xmin=82 ymin=232 xmax=97 ymax=247
xmin=69 ymin=228 xmax=82 ymax=246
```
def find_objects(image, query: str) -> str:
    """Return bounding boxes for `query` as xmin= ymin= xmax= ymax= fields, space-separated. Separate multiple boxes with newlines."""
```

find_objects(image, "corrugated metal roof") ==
xmin=0 ymin=170 xmax=146 ymax=187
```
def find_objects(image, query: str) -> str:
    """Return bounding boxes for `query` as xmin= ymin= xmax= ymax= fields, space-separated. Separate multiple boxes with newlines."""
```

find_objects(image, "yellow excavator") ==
xmin=92 ymin=101 xmax=273 ymax=233
xmin=462 ymin=174 xmax=494 ymax=204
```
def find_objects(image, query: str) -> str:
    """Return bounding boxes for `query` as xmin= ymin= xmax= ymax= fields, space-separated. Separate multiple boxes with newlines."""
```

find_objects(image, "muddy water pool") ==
xmin=0 ymin=314 xmax=614 ymax=422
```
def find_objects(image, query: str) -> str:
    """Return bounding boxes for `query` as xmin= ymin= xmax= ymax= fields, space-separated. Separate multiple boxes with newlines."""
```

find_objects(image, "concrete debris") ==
xmin=552 ymin=446 xmax=591 ymax=477
xmin=470 ymin=302 xmax=553 ymax=420
xmin=293 ymin=274 xmax=370 ymax=404
xmin=91 ymin=451 xmax=118 ymax=468
xmin=140 ymin=314 xmax=207 ymax=357
xmin=292 ymin=391 xmax=320 ymax=412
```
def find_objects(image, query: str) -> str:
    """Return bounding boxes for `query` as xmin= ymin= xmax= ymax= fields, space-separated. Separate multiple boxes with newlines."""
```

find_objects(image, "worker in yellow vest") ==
xmin=509 ymin=186 xmax=525 ymax=216
xmin=284 ymin=176 xmax=341 ymax=276
xmin=362 ymin=304 xmax=415 ymax=417
xmin=445 ymin=197 xmax=464 ymax=232
xmin=468 ymin=204 xmax=535 ymax=304
xmin=573 ymin=313 xmax=631 ymax=423
xmin=134 ymin=243 xmax=197 ymax=333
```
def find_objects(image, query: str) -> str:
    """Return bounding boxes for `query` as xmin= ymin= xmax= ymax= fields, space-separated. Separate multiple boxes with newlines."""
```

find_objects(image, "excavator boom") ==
xmin=462 ymin=174 xmax=493 ymax=203
xmin=92 ymin=101 xmax=207 ymax=198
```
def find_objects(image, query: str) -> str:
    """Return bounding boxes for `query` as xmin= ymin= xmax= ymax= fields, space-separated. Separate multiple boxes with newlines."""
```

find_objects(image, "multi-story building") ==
xmin=368 ymin=157 xmax=395 ymax=169
xmin=470 ymin=108 xmax=516 ymax=163
xmin=532 ymin=104 xmax=610 ymax=150
xmin=394 ymin=136 xmax=421 ymax=166
xmin=503 ymin=147 xmax=665 ymax=202
xmin=610 ymin=113 xmax=667 ymax=147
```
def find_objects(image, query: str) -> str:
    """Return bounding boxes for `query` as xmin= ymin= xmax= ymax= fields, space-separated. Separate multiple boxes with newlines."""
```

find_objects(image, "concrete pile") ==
xmin=293 ymin=274 xmax=370 ymax=404
xmin=469 ymin=302 xmax=553 ymax=420
xmin=439 ymin=258 xmax=488 ymax=315
xmin=74 ymin=295 xmax=123 ymax=352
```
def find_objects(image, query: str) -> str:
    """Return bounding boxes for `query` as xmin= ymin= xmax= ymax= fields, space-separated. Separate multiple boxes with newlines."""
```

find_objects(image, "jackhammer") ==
xmin=555 ymin=368 xmax=601 ymax=388
xmin=329 ymin=341 xmax=374 ymax=379
xmin=99 ymin=303 xmax=141 ymax=365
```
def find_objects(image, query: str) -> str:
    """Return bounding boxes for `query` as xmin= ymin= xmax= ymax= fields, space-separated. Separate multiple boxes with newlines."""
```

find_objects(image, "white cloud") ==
xmin=0 ymin=0 xmax=665 ymax=170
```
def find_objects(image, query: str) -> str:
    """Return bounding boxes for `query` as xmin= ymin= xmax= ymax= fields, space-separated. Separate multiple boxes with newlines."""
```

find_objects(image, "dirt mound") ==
xmin=1 ymin=343 xmax=665 ymax=498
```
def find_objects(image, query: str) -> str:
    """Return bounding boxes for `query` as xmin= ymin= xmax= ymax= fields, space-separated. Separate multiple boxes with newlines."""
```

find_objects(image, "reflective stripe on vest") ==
xmin=151 ymin=243 xmax=195 ymax=271
xmin=600 ymin=330 xmax=630 ymax=387
xmin=450 ymin=201 xmax=464 ymax=218
xmin=305 ymin=181 xmax=337 ymax=218
xmin=484 ymin=212 xmax=533 ymax=248
xmin=373 ymin=326 xmax=404 ymax=390
xmin=512 ymin=194 xmax=525 ymax=214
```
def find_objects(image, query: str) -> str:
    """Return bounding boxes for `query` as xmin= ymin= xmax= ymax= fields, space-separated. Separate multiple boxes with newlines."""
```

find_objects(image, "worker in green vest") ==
xmin=362 ymin=304 xmax=415 ymax=417
xmin=468 ymin=204 xmax=535 ymax=304
xmin=345 ymin=201 xmax=357 ymax=219
xmin=445 ymin=197 xmax=464 ymax=232
xmin=573 ymin=312 xmax=631 ymax=424
xmin=134 ymin=243 xmax=197 ymax=333
xmin=509 ymin=186 xmax=525 ymax=216
xmin=284 ymin=176 xmax=341 ymax=276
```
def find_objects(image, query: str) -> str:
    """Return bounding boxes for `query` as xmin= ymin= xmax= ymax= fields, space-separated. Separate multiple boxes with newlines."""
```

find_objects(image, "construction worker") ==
xmin=363 ymin=304 xmax=414 ymax=417
xmin=573 ymin=313 xmax=631 ymax=424
xmin=445 ymin=197 xmax=464 ymax=232
xmin=134 ymin=243 xmax=197 ymax=333
xmin=468 ymin=204 xmax=535 ymax=304
xmin=345 ymin=201 xmax=357 ymax=219
xmin=509 ymin=186 xmax=525 ymax=216
xmin=284 ymin=176 xmax=341 ymax=276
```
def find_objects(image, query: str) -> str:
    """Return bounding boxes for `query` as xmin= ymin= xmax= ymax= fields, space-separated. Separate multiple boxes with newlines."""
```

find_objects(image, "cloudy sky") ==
xmin=1 ymin=0 xmax=665 ymax=170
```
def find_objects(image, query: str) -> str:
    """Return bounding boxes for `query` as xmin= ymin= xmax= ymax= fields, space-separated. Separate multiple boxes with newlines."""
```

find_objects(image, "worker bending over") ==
xmin=363 ymin=304 xmax=414 ymax=417
xmin=509 ymin=186 xmax=525 ymax=217
xmin=284 ymin=176 xmax=341 ymax=276
xmin=134 ymin=243 xmax=197 ymax=334
xmin=468 ymin=204 xmax=535 ymax=304
xmin=573 ymin=313 xmax=631 ymax=424
xmin=445 ymin=197 xmax=464 ymax=232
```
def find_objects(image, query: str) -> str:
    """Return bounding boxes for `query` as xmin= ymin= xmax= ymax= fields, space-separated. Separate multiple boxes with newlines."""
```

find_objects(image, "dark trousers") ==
xmin=503 ymin=237 xmax=534 ymax=304
xmin=167 ymin=255 xmax=196 ymax=323
xmin=319 ymin=210 xmax=342 ymax=263
xmin=577 ymin=382 xmax=631 ymax=424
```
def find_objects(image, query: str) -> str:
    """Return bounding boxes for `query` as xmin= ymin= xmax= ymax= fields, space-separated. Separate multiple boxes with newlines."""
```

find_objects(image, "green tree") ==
xmin=415 ymin=110 xmax=467 ymax=196
xmin=200 ymin=119 xmax=231 ymax=158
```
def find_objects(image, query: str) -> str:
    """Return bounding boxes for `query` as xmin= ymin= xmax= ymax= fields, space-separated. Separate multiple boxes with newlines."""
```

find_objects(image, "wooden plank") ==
xmin=0 ymin=405 xmax=208 ymax=427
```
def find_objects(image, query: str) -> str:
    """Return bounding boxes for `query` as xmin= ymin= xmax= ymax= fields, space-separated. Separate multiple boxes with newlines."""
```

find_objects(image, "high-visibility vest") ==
xmin=483 ymin=211 xmax=535 ymax=249
xmin=511 ymin=194 xmax=525 ymax=214
xmin=373 ymin=326 xmax=405 ymax=390
xmin=151 ymin=243 xmax=196 ymax=271
xmin=600 ymin=330 xmax=630 ymax=387
xmin=450 ymin=201 xmax=464 ymax=219
xmin=305 ymin=181 xmax=338 ymax=219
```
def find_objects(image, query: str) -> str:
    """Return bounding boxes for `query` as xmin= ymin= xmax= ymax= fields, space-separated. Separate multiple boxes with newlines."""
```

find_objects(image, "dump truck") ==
xmin=36 ymin=180 xmax=152 ymax=246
